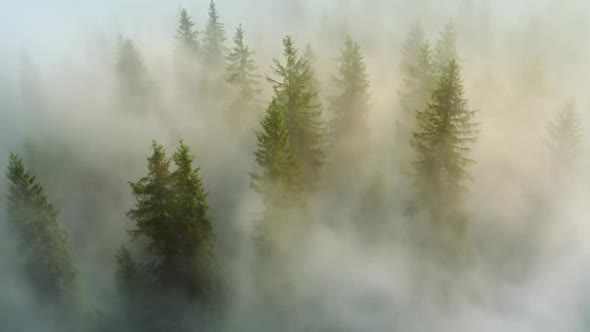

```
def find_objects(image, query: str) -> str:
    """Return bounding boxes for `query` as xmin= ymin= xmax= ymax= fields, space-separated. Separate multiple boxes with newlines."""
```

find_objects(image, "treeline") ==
xmin=3 ymin=1 xmax=584 ymax=331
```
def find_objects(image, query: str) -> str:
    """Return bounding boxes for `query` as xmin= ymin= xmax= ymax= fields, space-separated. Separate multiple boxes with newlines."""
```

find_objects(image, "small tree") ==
xmin=251 ymin=99 xmax=303 ymax=207
xmin=225 ymin=24 xmax=261 ymax=125
xmin=203 ymin=0 xmax=226 ymax=67
xmin=6 ymin=154 xmax=76 ymax=302
xmin=115 ymin=37 xmax=153 ymax=113
xmin=175 ymin=8 xmax=200 ymax=56
xmin=329 ymin=35 xmax=370 ymax=158
xmin=411 ymin=60 xmax=478 ymax=217
xmin=433 ymin=20 xmax=458 ymax=75
xmin=268 ymin=36 xmax=325 ymax=192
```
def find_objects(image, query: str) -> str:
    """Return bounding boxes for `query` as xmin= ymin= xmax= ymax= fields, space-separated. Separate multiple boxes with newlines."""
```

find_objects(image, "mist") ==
xmin=1 ymin=0 xmax=590 ymax=331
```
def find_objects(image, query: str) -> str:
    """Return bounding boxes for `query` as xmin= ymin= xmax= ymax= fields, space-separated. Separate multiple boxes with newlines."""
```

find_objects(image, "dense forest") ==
xmin=1 ymin=0 xmax=590 ymax=331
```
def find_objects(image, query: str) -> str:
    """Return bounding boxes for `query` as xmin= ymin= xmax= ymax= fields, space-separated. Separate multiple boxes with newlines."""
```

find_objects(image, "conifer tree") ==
xmin=169 ymin=140 xmax=216 ymax=297
xmin=546 ymin=100 xmax=582 ymax=178
xmin=115 ymin=37 xmax=153 ymax=113
xmin=225 ymin=24 xmax=260 ymax=125
xmin=203 ymin=0 xmax=226 ymax=67
xmin=5 ymin=154 xmax=76 ymax=302
xmin=251 ymin=99 xmax=303 ymax=208
xmin=329 ymin=35 xmax=370 ymax=158
xmin=433 ymin=20 xmax=458 ymax=75
xmin=411 ymin=60 xmax=477 ymax=217
xmin=251 ymin=99 xmax=306 ymax=262
xmin=398 ymin=42 xmax=436 ymax=132
xmin=127 ymin=142 xmax=175 ymax=258
xmin=176 ymin=8 xmax=200 ymax=56
xmin=126 ymin=141 xmax=215 ymax=299
xmin=268 ymin=36 xmax=325 ymax=191
xmin=400 ymin=22 xmax=426 ymax=76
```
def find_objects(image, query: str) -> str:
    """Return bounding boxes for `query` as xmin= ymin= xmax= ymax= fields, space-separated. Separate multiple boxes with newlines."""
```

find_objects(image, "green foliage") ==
xmin=399 ymin=42 xmax=436 ymax=126
xmin=203 ymin=0 xmax=226 ymax=67
xmin=115 ymin=37 xmax=153 ymax=113
xmin=400 ymin=22 xmax=426 ymax=76
xmin=6 ymin=153 xmax=76 ymax=301
xmin=125 ymin=141 xmax=215 ymax=299
xmin=176 ymin=8 xmax=200 ymax=56
xmin=127 ymin=142 xmax=175 ymax=255
xmin=251 ymin=99 xmax=303 ymax=208
xmin=329 ymin=35 xmax=370 ymax=150
xmin=433 ymin=20 xmax=458 ymax=75
xmin=225 ymin=24 xmax=261 ymax=124
xmin=411 ymin=60 xmax=477 ymax=214
xmin=268 ymin=36 xmax=325 ymax=192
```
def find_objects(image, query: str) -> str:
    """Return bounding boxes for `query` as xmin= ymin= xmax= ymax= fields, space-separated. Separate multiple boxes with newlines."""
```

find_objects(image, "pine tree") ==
xmin=126 ymin=141 xmax=215 ymax=299
xmin=400 ymin=22 xmax=426 ymax=77
xmin=411 ymin=60 xmax=478 ymax=217
xmin=115 ymin=37 xmax=152 ymax=113
xmin=176 ymin=8 xmax=199 ymax=56
xmin=329 ymin=35 xmax=370 ymax=158
xmin=225 ymin=24 xmax=260 ymax=124
xmin=251 ymin=99 xmax=303 ymax=208
xmin=267 ymin=36 xmax=325 ymax=191
xmin=251 ymin=99 xmax=306 ymax=264
xmin=433 ymin=20 xmax=458 ymax=75
xmin=169 ymin=140 xmax=216 ymax=298
xmin=203 ymin=0 xmax=226 ymax=67
xmin=398 ymin=41 xmax=436 ymax=133
xmin=127 ymin=141 xmax=175 ymax=258
xmin=546 ymin=100 xmax=582 ymax=179
xmin=5 ymin=154 xmax=76 ymax=302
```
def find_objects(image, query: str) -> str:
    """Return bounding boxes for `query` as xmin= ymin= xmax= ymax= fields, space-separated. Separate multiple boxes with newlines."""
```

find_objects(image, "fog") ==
xmin=1 ymin=0 xmax=590 ymax=331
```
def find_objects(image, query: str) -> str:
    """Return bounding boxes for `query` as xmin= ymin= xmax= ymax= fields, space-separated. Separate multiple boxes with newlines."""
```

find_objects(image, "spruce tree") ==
xmin=225 ymin=24 xmax=260 ymax=125
xmin=398 ymin=42 xmax=436 ymax=134
xmin=400 ymin=22 xmax=426 ymax=77
xmin=170 ymin=140 xmax=216 ymax=298
xmin=203 ymin=0 xmax=226 ymax=67
xmin=115 ymin=37 xmax=152 ymax=113
xmin=126 ymin=141 xmax=215 ymax=299
xmin=267 ymin=36 xmax=325 ymax=192
xmin=329 ymin=35 xmax=370 ymax=158
xmin=127 ymin=141 xmax=175 ymax=259
xmin=433 ymin=20 xmax=458 ymax=75
xmin=411 ymin=60 xmax=477 ymax=217
xmin=176 ymin=8 xmax=200 ymax=56
xmin=546 ymin=100 xmax=582 ymax=179
xmin=251 ymin=99 xmax=303 ymax=208
xmin=5 ymin=154 xmax=76 ymax=302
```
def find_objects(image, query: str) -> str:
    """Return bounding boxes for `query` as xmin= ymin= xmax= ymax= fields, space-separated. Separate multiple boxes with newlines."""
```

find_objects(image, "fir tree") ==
xmin=329 ymin=35 xmax=370 ymax=157
xmin=169 ymin=140 xmax=216 ymax=298
xmin=126 ymin=141 xmax=215 ymax=299
xmin=400 ymin=22 xmax=426 ymax=76
xmin=203 ymin=0 xmax=226 ymax=67
xmin=267 ymin=36 xmax=325 ymax=191
xmin=251 ymin=99 xmax=306 ymax=263
xmin=546 ymin=100 xmax=582 ymax=179
xmin=433 ymin=20 xmax=458 ymax=75
xmin=115 ymin=37 xmax=152 ymax=113
xmin=225 ymin=24 xmax=260 ymax=124
xmin=251 ymin=99 xmax=303 ymax=208
xmin=411 ymin=60 xmax=478 ymax=217
xmin=127 ymin=141 xmax=175 ymax=259
xmin=398 ymin=41 xmax=436 ymax=135
xmin=5 ymin=154 xmax=76 ymax=302
xmin=175 ymin=8 xmax=200 ymax=56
